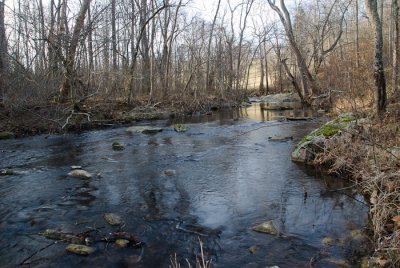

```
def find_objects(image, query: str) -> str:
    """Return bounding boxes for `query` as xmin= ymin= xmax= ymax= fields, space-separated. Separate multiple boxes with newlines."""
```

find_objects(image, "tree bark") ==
xmin=365 ymin=0 xmax=387 ymax=115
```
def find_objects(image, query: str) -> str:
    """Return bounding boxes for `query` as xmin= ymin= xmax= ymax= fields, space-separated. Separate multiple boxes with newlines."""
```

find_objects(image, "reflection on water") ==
xmin=0 ymin=104 xmax=367 ymax=267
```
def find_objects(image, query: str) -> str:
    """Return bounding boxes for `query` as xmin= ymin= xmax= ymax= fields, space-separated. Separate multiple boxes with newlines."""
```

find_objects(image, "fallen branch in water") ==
xmin=20 ymin=241 xmax=59 ymax=266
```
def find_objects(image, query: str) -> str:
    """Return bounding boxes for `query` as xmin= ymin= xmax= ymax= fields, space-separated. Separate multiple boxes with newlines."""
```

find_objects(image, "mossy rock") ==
xmin=112 ymin=141 xmax=125 ymax=150
xmin=0 ymin=131 xmax=14 ymax=140
xmin=292 ymin=113 xmax=356 ymax=164
xmin=174 ymin=124 xmax=187 ymax=133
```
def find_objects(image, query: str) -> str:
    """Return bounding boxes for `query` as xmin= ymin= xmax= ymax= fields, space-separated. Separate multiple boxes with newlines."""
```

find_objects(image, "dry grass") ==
xmin=313 ymin=111 xmax=400 ymax=267
xmin=169 ymin=238 xmax=213 ymax=268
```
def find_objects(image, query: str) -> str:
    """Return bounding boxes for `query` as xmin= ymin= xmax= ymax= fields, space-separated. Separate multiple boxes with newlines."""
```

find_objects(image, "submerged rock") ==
xmin=66 ymin=244 xmax=95 ymax=255
xmin=251 ymin=220 xmax=278 ymax=235
xmin=322 ymin=236 xmax=334 ymax=246
xmin=292 ymin=113 xmax=356 ymax=164
xmin=176 ymin=222 xmax=222 ymax=237
xmin=112 ymin=141 xmax=125 ymax=150
xmin=0 ymin=169 xmax=14 ymax=176
xmin=40 ymin=229 xmax=81 ymax=244
xmin=174 ymin=124 xmax=187 ymax=132
xmin=115 ymin=239 xmax=130 ymax=248
xmin=68 ymin=169 xmax=92 ymax=179
xmin=103 ymin=213 xmax=123 ymax=226
xmin=0 ymin=131 xmax=14 ymax=140
xmin=268 ymin=135 xmax=293 ymax=142
xmin=248 ymin=245 xmax=257 ymax=254
xmin=163 ymin=169 xmax=176 ymax=176
xmin=323 ymin=258 xmax=351 ymax=268
xmin=126 ymin=126 xmax=163 ymax=134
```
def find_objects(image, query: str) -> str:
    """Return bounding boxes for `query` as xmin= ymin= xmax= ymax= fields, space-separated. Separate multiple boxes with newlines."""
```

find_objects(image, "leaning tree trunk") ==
xmin=267 ymin=0 xmax=319 ymax=104
xmin=59 ymin=0 xmax=91 ymax=103
xmin=365 ymin=0 xmax=387 ymax=115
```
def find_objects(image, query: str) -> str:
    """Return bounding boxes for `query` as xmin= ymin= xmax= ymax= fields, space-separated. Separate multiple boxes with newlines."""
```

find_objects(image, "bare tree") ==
xmin=267 ymin=0 xmax=319 ymax=103
xmin=365 ymin=0 xmax=387 ymax=115
xmin=0 ymin=0 xmax=8 ymax=102
xmin=59 ymin=0 xmax=92 ymax=102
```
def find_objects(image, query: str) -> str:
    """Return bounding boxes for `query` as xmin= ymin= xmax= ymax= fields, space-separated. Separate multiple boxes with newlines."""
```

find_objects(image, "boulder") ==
xmin=126 ymin=126 xmax=163 ymax=134
xmin=292 ymin=113 xmax=356 ymax=164
xmin=251 ymin=220 xmax=278 ymax=235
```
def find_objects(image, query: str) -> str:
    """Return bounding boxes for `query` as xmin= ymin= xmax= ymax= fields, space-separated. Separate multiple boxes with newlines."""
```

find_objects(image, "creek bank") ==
xmin=0 ymin=97 xmax=237 ymax=137
xmin=292 ymin=111 xmax=400 ymax=266
xmin=0 ymin=93 xmax=309 ymax=138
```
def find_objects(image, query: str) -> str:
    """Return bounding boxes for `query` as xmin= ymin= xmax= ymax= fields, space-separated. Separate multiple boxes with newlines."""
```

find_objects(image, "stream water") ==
xmin=0 ymin=104 xmax=368 ymax=267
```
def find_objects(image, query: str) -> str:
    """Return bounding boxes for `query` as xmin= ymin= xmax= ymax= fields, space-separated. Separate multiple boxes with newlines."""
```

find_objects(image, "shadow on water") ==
xmin=0 ymin=103 xmax=368 ymax=267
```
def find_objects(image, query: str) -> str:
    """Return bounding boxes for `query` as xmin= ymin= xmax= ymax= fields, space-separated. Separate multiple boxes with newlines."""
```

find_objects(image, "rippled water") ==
xmin=0 ymin=104 xmax=368 ymax=267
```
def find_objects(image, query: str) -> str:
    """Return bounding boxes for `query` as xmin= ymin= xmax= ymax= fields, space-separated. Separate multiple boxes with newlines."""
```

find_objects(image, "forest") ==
xmin=0 ymin=0 xmax=400 ymax=267
xmin=0 ymin=0 xmax=397 ymax=128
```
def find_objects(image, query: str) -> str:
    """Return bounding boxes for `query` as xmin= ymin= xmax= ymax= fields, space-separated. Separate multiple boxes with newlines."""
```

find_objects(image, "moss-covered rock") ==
xmin=112 ymin=141 xmax=125 ymax=150
xmin=173 ymin=124 xmax=187 ymax=133
xmin=0 ymin=131 xmax=14 ymax=140
xmin=292 ymin=113 xmax=356 ymax=164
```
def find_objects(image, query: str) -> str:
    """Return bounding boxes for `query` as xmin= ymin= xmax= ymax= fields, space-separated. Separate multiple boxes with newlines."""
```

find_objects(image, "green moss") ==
xmin=318 ymin=124 xmax=340 ymax=137
xmin=174 ymin=124 xmax=187 ymax=132
xmin=0 ymin=131 xmax=15 ymax=140
xmin=112 ymin=141 xmax=124 ymax=150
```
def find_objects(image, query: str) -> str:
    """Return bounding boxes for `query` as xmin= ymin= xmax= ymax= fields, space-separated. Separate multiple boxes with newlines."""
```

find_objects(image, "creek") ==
xmin=0 ymin=103 xmax=368 ymax=267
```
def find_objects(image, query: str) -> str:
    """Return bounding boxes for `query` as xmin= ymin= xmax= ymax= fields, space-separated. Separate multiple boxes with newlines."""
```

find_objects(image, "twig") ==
xmin=20 ymin=241 xmax=59 ymax=265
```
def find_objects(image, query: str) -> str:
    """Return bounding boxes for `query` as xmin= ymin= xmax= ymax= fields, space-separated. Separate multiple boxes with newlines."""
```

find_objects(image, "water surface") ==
xmin=0 ymin=104 xmax=368 ymax=267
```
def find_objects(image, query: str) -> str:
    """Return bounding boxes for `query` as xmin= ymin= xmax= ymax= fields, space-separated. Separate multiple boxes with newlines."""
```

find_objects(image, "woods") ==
xmin=0 ymin=0 xmax=397 ymax=117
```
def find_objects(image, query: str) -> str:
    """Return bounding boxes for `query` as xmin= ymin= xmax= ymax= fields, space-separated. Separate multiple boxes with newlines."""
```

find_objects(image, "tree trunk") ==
xmin=206 ymin=0 xmax=221 ymax=92
xmin=393 ymin=0 xmax=399 ymax=95
xmin=87 ymin=4 xmax=94 ymax=70
xmin=259 ymin=55 xmax=265 ymax=95
xmin=355 ymin=0 xmax=360 ymax=67
xmin=281 ymin=58 xmax=304 ymax=103
xmin=140 ymin=0 xmax=150 ymax=94
xmin=111 ymin=0 xmax=117 ymax=69
xmin=365 ymin=0 xmax=387 ymax=115
xmin=0 ymin=0 xmax=8 ymax=103
xmin=59 ymin=0 xmax=91 ymax=102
